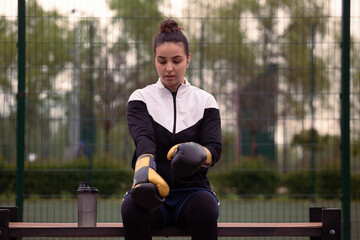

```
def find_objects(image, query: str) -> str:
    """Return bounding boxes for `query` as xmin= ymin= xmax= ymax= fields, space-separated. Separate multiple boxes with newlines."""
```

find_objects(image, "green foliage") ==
xmin=209 ymin=157 xmax=281 ymax=197
xmin=291 ymin=129 xmax=341 ymax=153
xmin=24 ymin=1 xmax=72 ymax=112
xmin=107 ymin=0 xmax=162 ymax=84
xmin=1 ymin=1 xmax=76 ymax=161
xmin=0 ymin=155 xmax=133 ymax=197
xmin=191 ymin=0 xmax=331 ymax=120
xmin=316 ymin=171 xmax=341 ymax=198
xmin=352 ymin=139 xmax=360 ymax=157
xmin=282 ymin=171 xmax=311 ymax=195
xmin=229 ymin=158 xmax=281 ymax=196
xmin=0 ymin=117 xmax=16 ymax=162
xmin=0 ymin=16 xmax=16 ymax=92
xmin=283 ymin=170 xmax=342 ymax=199
xmin=209 ymin=156 xmax=356 ymax=200
xmin=0 ymin=169 xmax=133 ymax=197
xmin=291 ymin=128 xmax=321 ymax=150
xmin=228 ymin=169 xmax=280 ymax=196
xmin=218 ymin=131 xmax=237 ymax=168
xmin=2 ymin=157 xmax=357 ymax=200
xmin=289 ymin=130 xmax=341 ymax=169
xmin=351 ymin=175 xmax=360 ymax=199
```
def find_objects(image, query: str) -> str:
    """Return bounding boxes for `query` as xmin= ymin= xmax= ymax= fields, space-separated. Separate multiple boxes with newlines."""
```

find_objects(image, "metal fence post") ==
xmin=341 ymin=0 xmax=351 ymax=240
xmin=15 ymin=0 xmax=26 ymax=222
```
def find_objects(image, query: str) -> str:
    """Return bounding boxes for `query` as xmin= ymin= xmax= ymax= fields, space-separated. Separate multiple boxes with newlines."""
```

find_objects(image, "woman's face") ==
xmin=155 ymin=42 xmax=191 ymax=92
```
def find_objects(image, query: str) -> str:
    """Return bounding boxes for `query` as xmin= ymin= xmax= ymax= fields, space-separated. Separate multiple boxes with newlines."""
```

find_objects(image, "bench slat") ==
xmin=1 ymin=208 xmax=341 ymax=239
xmin=8 ymin=222 xmax=323 ymax=238
xmin=217 ymin=223 xmax=323 ymax=237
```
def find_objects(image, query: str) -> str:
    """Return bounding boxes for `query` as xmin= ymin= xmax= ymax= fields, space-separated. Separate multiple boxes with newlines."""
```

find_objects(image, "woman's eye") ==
xmin=158 ymin=61 xmax=166 ymax=64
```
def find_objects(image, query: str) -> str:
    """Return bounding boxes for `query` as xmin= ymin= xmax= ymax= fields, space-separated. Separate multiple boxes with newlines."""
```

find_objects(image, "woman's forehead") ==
xmin=155 ymin=42 xmax=187 ymax=57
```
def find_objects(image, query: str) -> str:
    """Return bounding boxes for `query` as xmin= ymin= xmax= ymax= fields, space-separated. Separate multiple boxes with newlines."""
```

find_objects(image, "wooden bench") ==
xmin=0 ymin=206 xmax=341 ymax=239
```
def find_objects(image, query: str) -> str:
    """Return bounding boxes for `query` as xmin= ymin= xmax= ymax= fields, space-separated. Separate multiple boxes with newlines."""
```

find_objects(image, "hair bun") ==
xmin=159 ymin=19 xmax=182 ymax=33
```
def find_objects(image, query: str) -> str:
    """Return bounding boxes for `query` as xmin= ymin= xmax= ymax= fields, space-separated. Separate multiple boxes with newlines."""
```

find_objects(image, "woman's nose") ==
xmin=166 ymin=63 xmax=173 ymax=72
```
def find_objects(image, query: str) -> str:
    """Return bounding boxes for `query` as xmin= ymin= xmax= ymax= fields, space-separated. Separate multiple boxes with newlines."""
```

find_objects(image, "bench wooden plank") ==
xmin=8 ymin=222 xmax=323 ymax=238
xmin=0 ymin=207 xmax=341 ymax=239
xmin=217 ymin=222 xmax=323 ymax=237
xmin=9 ymin=222 xmax=323 ymax=228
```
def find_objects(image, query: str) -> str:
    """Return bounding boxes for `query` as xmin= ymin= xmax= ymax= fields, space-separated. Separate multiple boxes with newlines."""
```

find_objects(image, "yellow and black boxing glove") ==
xmin=131 ymin=154 xmax=170 ymax=210
xmin=167 ymin=142 xmax=212 ymax=179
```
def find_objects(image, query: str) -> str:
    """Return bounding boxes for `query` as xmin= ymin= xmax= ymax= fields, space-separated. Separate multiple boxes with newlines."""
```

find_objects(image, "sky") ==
xmin=1 ymin=0 xmax=358 ymax=36
xmin=0 ymin=0 xmax=183 ymax=18
xmin=1 ymin=0 xmax=359 ymax=17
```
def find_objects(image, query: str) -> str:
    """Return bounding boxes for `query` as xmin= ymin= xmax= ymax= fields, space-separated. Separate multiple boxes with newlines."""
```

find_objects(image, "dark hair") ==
xmin=153 ymin=19 xmax=190 ymax=57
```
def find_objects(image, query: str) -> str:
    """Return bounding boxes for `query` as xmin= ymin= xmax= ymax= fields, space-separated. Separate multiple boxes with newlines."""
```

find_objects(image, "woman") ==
xmin=121 ymin=18 xmax=222 ymax=240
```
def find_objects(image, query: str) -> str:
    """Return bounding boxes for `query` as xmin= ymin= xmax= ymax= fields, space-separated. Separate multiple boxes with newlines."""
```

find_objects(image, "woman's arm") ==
xmin=127 ymin=100 xmax=157 ymax=168
xmin=200 ymin=107 xmax=222 ymax=166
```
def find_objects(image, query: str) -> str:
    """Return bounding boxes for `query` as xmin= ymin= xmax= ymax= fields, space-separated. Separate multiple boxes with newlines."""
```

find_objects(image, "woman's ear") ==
xmin=187 ymin=53 xmax=191 ymax=68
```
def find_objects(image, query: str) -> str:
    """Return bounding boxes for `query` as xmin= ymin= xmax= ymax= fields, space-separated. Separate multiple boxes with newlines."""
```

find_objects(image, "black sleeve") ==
xmin=126 ymin=100 xmax=157 ymax=168
xmin=200 ymin=108 xmax=222 ymax=166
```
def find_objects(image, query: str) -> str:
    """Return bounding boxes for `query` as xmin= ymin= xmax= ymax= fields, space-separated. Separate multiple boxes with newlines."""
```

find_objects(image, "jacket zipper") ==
xmin=170 ymin=88 xmax=180 ymax=189
xmin=171 ymin=91 xmax=177 ymax=144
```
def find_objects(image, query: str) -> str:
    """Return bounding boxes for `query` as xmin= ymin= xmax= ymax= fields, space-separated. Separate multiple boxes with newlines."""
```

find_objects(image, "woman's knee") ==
xmin=121 ymin=194 xmax=163 ymax=229
xmin=181 ymin=191 xmax=219 ymax=224
xmin=178 ymin=191 xmax=218 ymax=239
xmin=121 ymin=195 xmax=147 ymax=223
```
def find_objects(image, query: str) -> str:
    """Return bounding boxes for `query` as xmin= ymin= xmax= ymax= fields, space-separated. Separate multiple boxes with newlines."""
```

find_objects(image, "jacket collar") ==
xmin=156 ymin=78 xmax=191 ymax=94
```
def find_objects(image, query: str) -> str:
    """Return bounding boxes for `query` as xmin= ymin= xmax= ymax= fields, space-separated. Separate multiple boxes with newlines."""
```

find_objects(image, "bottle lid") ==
xmin=77 ymin=182 xmax=98 ymax=193
xmin=79 ymin=182 xmax=89 ymax=188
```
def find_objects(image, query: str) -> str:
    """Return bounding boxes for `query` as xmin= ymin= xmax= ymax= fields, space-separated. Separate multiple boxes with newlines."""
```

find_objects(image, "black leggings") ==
xmin=121 ymin=191 xmax=219 ymax=240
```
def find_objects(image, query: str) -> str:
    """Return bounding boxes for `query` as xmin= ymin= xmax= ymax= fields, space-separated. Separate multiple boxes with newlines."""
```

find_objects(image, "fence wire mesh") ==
xmin=0 ymin=0 xmax=359 ymax=239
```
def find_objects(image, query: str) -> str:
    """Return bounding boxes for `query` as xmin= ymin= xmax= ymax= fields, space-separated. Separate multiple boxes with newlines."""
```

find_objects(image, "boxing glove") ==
xmin=167 ymin=142 xmax=212 ymax=178
xmin=131 ymin=154 xmax=170 ymax=210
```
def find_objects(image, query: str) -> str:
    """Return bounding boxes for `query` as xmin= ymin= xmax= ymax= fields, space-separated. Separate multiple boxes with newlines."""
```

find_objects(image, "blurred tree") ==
xmin=0 ymin=1 xmax=73 ymax=161
xmin=332 ymin=20 xmax=359 ymax=167
xmin=291 ymin=128 xmax=340 ymax=168
xmin=350 ymin=38 xmax=360 ymax=159
xmin=238 ymin=64 xmax=278 ymax=158
xmin=79 ymin=21 xmax=97 ymax=159
xmin=187 ymin=0 xmax=331 ymax=161
xmin=94 ymin=0 xmax=163 ymax=155
xmin=0 ymin=16 xmax=17 ymax=162
xmin=0 ymin=17 xmax=16 ymax=94
xmin=291 ymin=128 xmax=321 ymax=152
xmin=107 ymin=0 xmax=163 ymax=87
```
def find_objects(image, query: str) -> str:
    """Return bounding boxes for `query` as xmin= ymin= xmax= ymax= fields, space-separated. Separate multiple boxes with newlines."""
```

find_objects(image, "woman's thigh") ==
xmin=177 ymin=190 xmax=219 ymax=229
xmin=121 ymin=194 xmax=164 ymax=235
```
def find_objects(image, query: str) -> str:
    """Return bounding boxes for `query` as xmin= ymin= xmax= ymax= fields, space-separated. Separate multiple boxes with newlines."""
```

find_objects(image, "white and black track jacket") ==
xmin=127 ymin=79 xmax=222 ymax=190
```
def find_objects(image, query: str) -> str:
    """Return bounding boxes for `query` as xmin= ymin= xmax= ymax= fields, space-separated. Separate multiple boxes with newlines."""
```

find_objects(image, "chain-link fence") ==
xmin=0 ymin=0 xmax=359 ymax=239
